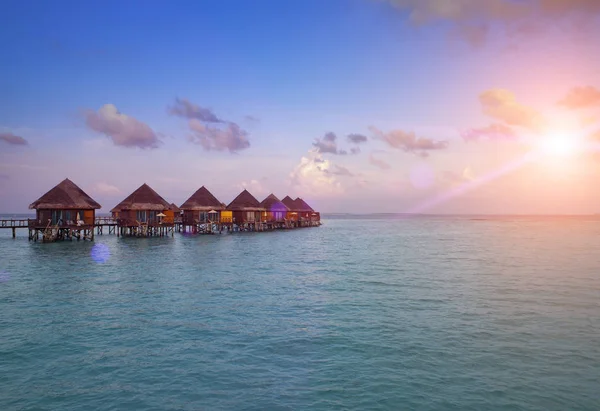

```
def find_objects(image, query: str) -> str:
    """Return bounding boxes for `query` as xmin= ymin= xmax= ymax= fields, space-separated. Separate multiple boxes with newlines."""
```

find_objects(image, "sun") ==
xmin=537 ymin=133 xmax=580 ymax=158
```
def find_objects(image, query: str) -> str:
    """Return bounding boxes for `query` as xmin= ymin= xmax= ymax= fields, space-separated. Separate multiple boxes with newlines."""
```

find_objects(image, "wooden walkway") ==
xmin=0 ymin=219 xmax=30 ymax=238
xmin=0 ymin=217 xmax=120 ymax=239
xmin=0 ymin=216 xmax=320 ymax=241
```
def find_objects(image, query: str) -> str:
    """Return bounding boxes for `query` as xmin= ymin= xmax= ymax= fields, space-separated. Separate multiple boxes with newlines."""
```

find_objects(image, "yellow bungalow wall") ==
xmin=163 ymin=210 xmax=175 ymax=223
xmin=221 ymin=210 xmax=233 ymax=223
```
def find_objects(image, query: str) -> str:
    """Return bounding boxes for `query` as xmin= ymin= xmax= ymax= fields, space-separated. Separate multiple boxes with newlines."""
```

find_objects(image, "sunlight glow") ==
xmin=537 ymin=132 xmax=581 ymax=158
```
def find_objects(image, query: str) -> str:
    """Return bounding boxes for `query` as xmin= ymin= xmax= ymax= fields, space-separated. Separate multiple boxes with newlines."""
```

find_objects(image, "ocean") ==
xmin=1 ymin=216 xmax=599 ymax=410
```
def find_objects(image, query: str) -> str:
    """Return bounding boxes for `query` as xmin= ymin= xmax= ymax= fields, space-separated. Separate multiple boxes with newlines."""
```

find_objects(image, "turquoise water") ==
xmin=1 ymin=216 xmax=600 ymax=410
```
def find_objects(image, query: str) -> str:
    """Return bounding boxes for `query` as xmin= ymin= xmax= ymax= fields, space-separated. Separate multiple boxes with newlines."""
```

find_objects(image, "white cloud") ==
xmin=288 ymin=151 xmax=344 ymax=196
xmin=93 ymin=182 xmax=120 ymax=195
xmin=85 ymin=104 xmax=160 ymax=149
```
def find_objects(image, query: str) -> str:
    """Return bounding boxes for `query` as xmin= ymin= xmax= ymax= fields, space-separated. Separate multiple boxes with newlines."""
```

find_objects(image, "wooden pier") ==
xmin=0 ymin=216 xmax=124 ymax=242
xmin=0 ymin=218 xmax=29 ymax=239
xmin=0 ymin=215 xmax=320 ymax=242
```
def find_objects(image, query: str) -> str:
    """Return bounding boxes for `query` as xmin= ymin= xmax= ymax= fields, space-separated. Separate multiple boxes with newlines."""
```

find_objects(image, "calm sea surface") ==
xmin=1 ymin=216 xmax=600 ymax=410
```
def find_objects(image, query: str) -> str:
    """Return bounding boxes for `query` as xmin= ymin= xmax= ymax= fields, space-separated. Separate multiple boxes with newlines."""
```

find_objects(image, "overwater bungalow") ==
xmin=28 ymin=178 xmax=101 ymax=241
xmin=281 ymin=195 xmax=300 ymax=226
xmin=111 ymin=183 xmax=174 ymax=236
xmin=259 ymin=194 xmax=290 ymax=228
xmin=180 ymin=186 xmax=225 ymax=233
xmin=226 ymin=189 xmax=265 ymax=230
xmin=295 ymin=197 xmax=320 ymax=227
xmin=170 ymin=203 xmax=181 ymax=217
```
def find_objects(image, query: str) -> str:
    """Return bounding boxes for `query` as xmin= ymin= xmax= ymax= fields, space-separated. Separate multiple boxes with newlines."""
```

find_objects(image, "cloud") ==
xmin=238 ymin=179 xmax=267 ymax=195
xmin=93 ymin=182 xmax=120 ymax=195
xmin=0 ymin=173 xmax=9 ymax=180
xmin=289 ymin=151 xmax=344 ymax=196
xmin=313 ymin=132 xmax=365 ymax=155
xmin=370 ymin=126 xmax=448 ymax=157
xmin=386 ymin=0 xmax=600 ymax=46
xmin=320 ymin=164 xmax=354 ymax=177
xmin=313 ymin=132 xmax=347 ymax=155
xmin=170 ymin=98 xmax=251 ymax=153
xmin=559 ymin=86 xmax=600 ymax=109
xmin=369 ymin=154 xmax=391 ymax=170
xmin=245 ymin=115 xmax=260 ymax=123
xmin=479 ymin=89 xmax=542 ymax=130
xmin=347 ymin=133 xmax=368 ymax=144
xmin=453 ymin=23 xmax=490 ymax=48
xmin=0 ymin=132 xmax=28 ymax=146
xmin=85 ymin=104 xmax=160 ymax=149
xmin=539 ymin=0 xmax=600 ymax=14
xmin=188 ymin=119 xmax=250 ymax=152
xmin=461 ymin=123 xmax=518 ymax=142
xmin=443 ymin=167 xmax=475 ymax=185
xmin=168 ymin=98 xmax=223 ymax=123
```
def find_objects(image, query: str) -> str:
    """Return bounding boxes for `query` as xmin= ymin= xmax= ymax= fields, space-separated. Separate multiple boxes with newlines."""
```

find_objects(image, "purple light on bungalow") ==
xmin=270 ymin=202 xmax=288 ymax=212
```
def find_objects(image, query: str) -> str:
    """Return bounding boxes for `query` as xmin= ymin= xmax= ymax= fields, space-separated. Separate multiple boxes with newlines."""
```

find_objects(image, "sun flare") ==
xmin=537 ymin=133 xmax=581 ymax=158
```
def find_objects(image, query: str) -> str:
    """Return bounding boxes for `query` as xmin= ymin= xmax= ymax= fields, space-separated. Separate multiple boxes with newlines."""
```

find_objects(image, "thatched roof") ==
xmin=281 ymin=195 xmax=299 ymax=211
xmin=227 ymin=189 xmax=265 ymax=211
xmin=295 ymin=197 xmax=314 ymax=212
xmin=260 ymin=194 xmax=289 ymax=212
xmin=170 ymin=203 xmax=181 ymax=213
xmin=110 ymin=183 xmax=171 ymax=212
xmin=29 ymin=178 xmax=101 ymax=210
xmin=180 ymin=186 xmax=224 ymax=211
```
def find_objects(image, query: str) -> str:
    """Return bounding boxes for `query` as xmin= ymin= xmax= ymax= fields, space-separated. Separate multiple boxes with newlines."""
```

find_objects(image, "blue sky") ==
xmin=2 ymin=0 xmax=600 ymax=213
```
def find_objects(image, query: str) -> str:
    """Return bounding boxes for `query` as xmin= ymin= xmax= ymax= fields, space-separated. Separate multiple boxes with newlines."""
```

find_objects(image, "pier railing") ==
xmin=95 ymin=216 xmax=118 ymax=225
xmin=0 ymin=219 xmax=32 ymax=228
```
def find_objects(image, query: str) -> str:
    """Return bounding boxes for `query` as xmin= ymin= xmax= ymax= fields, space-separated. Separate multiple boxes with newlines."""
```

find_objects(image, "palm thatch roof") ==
xmin=110 ymin=183 xmax=171 ymax=212
xmin=227 ymin=189 xmax=265 ymax=211
xmin=281 ymin=195 xmax=299 ymax=211
xmin=180 ymin=186 xmax=224 ymax=211
xmin=29 ymin=178 xmax=101 ymax=210
xmin=295 ymin=197 xmax=314 ymax=212
xmin=170 ymin=203 xmax=181 ymax=213
xmin=260 ymin=194 xmax=289 ymax=212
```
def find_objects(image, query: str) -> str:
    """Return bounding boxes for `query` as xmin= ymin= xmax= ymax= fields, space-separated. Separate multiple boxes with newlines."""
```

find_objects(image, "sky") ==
xmin=1 ymin=0 xmax=600 ymax=214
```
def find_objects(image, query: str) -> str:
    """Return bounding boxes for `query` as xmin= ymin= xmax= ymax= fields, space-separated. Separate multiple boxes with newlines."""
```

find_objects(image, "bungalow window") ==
xmin=199 ymin=212 xmax=208 ymax=222
xmin=246 ymin=211 xmax=255 ymax=222
xmin=51 ymin=210 xmax=63 ymax=225
xmin=149 ymin=211 xmax=157 ymax=223
xmin=136 ymin=210 xmax=147 ymax=223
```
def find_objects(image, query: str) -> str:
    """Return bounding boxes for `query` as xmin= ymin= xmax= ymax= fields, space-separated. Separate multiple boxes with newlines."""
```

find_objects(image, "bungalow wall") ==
xmin=220 ymin=210 xmax=233 ymax=223
xmin=231 ymin=210 xmax=262 ymax=224
xmin=182 ymin=210 xmax=221 ymax=224
xmin=35 ymin=209 xmax=95 ymax=226
xmin=116 ymin=209 xmax=170 ymax=226
xmin=163 ymin=210 xmax=175 ymax=224
xmin=264 ymin=211 xmax=286 ymax=222
xmin=182 ymin=210 xmax=195 ymax=225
